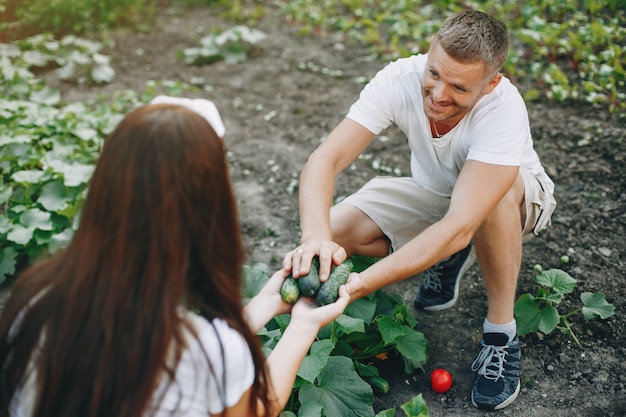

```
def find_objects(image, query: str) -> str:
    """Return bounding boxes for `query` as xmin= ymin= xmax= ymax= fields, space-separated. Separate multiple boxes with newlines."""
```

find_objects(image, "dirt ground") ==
xmin=47 ymin=3 xmax=626 ymax=416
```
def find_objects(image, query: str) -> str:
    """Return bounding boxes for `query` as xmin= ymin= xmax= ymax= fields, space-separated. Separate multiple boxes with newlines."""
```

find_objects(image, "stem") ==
xmin=562 ymin=317 xmax=581 ymax=346
xmin=562 ymin=308 xmax=581 ymax=321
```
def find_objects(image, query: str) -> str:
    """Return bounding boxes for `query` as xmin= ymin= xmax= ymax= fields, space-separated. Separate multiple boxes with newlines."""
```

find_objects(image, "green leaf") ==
xmin=399 ymin=393 xmax=429 ymax=417
xmin=374 ymin=409 xmax=396 ymax=417
xmin=241 ymin=263 xmax=269 ymax=303
xmin=38 ymin=180 xmax=69 ymax=211
xmin=62 ymin=163 xmax=95 ymax=187
xmin=20 ymin=208 xmax=53 ymax=230
xmin=514 ymin=293 xmax=560 ymax=336
xmin=7 ymin=224 xmax=34 ymax=245
xmin=392 ymin=303 xmax=417 ymax=328
xmin=345 ymin=297 xmax=377 ymax=323
xmin=0 ymin=185 xmax=13 ymax=205
xmin=394 ymin=330 xmax=428 ymax=373
xmin=335 ymin=314 xmax=365 ymax=335
xmin=536 ymin=268 xmax=577 ymax=295
xmin=48 ymin=227 xmax=74 ymax=253
xmin=296 ymin=400 xmax=323 ymax=417
xmin=297 ymin=339 xmax=335 ymax=384
xmin=91 ymin=63 xmax=115 ymax=83
xmin=12 ymin=170 xmax=46 ymax=184
xmin=30 ymin=87 xmax=61 ymax=105
xmin=298 ymin=356 xmax=374 ymax=417
xmin=0 ymin=246 xmax=18 ymax=284
xmin=278 ymin=411 xmax=297 ymax=417
xmin=377 ymin=315 xmax=410 ymax=344
xmin=580 ymin=292 xmax=616 ymax=320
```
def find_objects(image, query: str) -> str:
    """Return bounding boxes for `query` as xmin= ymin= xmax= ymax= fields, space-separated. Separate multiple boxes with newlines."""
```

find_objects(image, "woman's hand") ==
xmin=289 ymin=284 xmax=350 ymax=332
xmin=245 ymin=269 xmax=293 ymax=332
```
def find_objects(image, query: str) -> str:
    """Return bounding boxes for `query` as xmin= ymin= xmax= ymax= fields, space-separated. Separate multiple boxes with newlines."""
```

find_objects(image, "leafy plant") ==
xmin=242 ymin=258 xmax=430 ymax=417
xmin=179 ymin=25 xmax=267 ymax=65
xmin=1 ymin=0 xmax=157 ymax=38
xmin=0 ymin=44 xmax=199 ymax=284
xmin=1 ymin=33 xmax=115 ymax=88
xmin=269 ymin=0 xmax=625 ymax=113
xmin=514 ymin=265 xmax=615 ymax=345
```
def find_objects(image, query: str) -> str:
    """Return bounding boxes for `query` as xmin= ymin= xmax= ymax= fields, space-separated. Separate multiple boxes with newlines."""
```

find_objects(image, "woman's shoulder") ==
xmin=181 ymin=311 xmax=248 ymax=353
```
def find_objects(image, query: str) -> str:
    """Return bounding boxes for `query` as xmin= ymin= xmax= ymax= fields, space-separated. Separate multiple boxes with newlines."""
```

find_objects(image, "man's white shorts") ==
xmin=340 ymin=168 xmax=556 ymax=251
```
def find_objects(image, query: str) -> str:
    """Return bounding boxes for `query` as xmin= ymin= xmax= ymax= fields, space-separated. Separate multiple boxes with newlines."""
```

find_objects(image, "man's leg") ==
xmin=470 ymin=173 xmax=525 ymax=411
xmin=330 ymin=203 xmax=390 ymax=258
xmin=473 ymin=173 xmax=525 ymax=325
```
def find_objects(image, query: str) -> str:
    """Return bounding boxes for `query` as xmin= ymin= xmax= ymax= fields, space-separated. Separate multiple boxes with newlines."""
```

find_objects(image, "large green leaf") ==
xmin=7 ymin=224 xmax=33 ymax=245
xmin=297 ymin=339 xmax=335 ymax=384
xmin=20 ymin=208 xmax=53 ymax=231
xmin=38 ymin=180 xmax=69 ymax=211
xmin=335 ymin=314 xmax=365 ymax=335
xmin=345 ymin=297 xmax=377 ymax=323
xmin=298 ymin=356 xmax=374 ymax=417
xmin=394 ymin=330 xmax=428 ymax=373
xmin=536 ymin=269 xmax=577 ymax=295
xmin=296 ymin=400 xmax=323 ymax=417
xmin=581 ymin=292 xmax=615 ymax=320
xmin=12 ymin=170 xmax=46 ymax=184
xmin=514 ymin=293 xmax=560 ymax=336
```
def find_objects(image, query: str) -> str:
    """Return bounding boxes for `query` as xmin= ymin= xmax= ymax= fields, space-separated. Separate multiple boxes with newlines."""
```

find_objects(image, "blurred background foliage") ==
xmin=0 ymin=0 xmax=623 ymax=111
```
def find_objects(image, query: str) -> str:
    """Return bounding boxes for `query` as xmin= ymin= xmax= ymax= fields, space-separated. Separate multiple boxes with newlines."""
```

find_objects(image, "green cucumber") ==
xmin=315 ymin=259 xmax=353 ymax=306
xmin=298 ymin=256 xmax=321 ymax=297
xmin=280 ymin=276 xmax=300 ymax=304
xmin=365 ymin=376 xmax=390 ymax=394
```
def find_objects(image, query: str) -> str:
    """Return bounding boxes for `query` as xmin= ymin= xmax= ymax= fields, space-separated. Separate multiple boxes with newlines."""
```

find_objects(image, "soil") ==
xmin=40 ymin=3 xmax=626 ymax=417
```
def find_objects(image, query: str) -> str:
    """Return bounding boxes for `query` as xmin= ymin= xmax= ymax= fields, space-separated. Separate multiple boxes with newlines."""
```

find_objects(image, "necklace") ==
xmin=430 ymin=119 xmax=442 ymax=138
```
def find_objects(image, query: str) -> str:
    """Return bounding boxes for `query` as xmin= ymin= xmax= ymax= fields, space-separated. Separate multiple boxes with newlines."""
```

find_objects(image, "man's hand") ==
xmin=283 ymin=239 xmax=347 ymax=282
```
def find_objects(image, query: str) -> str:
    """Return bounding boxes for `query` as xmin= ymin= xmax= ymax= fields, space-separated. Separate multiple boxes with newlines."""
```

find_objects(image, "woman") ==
xmin=0 ymin=98 xmax=349 ymax=417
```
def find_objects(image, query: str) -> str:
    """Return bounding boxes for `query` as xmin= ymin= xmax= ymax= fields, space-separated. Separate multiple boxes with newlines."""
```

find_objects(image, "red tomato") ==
xmin=430 ymin=368 xmax=453 ymax=393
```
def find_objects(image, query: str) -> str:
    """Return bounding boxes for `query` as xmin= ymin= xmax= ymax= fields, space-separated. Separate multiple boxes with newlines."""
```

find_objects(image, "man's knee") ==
xmin=330 ymin=203 xmax=388 ymax=256
xmin=484 ymin=174 xmax=526 ymax=228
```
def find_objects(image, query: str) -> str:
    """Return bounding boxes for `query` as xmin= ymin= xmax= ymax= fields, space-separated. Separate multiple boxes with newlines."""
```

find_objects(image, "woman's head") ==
xmin=77 ymin=103 xmax=243 ymax=312
xmin=0 ymin=102 xmax=271 ymax=417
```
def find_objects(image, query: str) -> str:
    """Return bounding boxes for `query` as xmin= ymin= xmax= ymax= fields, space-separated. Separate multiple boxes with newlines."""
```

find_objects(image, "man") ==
xmin=283 ymin=9 xmax=556 ymax=411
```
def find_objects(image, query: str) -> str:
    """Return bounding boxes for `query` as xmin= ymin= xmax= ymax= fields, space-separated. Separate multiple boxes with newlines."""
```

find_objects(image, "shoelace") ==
xmin=471 ymin=343 xmax=509 ymax=381
xmin=421 ymin=268 xmax=442 ymax=291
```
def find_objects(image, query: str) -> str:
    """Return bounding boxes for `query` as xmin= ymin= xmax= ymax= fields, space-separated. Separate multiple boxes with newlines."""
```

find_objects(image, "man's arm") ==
xmin=285 ymin=118 xmax=376 ymax=281
xmin=344 ymin=159 xmax=519 ymax=301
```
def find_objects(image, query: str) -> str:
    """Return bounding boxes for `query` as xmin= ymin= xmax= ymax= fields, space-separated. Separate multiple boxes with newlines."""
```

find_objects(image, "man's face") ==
xmin=422 ymin=42 xmax=500 ymax=125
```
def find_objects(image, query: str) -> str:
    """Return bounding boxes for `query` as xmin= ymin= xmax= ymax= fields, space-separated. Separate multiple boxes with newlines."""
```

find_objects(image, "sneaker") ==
xmin=471 ymin=333 xmax=521 ymax=411
xmin=413 ymin=244 xmax=476 ymax=311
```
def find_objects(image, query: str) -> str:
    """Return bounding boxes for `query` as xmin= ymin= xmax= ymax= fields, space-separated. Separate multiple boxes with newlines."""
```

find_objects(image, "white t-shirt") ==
xmin=10 ymin=313 xmax=255 ymax=417
xmin=346 ymin=54 xmax=554 ymax=196
xmin=148 ymin=314 xmax=255 ymax=416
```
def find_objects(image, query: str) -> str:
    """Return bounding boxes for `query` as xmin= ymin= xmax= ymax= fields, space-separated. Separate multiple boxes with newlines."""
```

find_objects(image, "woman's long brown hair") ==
xmin=0 ymin=104 xmax=271 ymax=417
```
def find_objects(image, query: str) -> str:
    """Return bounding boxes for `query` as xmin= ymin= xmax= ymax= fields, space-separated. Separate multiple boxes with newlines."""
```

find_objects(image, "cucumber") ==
xmin=298 ymin=256 xmax=321 ymax=297
xmin=315 ymin=259 xmax=353 ymax=306
xmin=365 ymin=376 xmax=390 ymax=394
xmin=280 ymin=276 xmax=300 ymax=304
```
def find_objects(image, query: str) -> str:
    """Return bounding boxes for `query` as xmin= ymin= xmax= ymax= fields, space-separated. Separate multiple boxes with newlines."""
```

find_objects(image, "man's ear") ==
xmin=483 ymin=73 xmax=503 ymax=95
